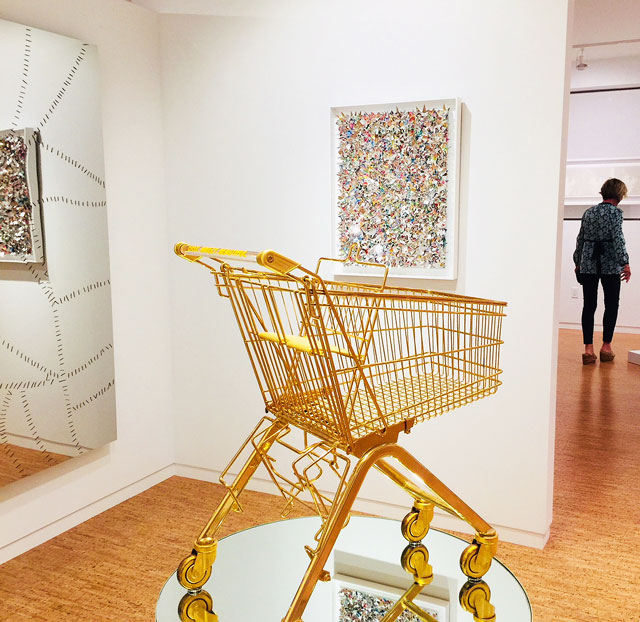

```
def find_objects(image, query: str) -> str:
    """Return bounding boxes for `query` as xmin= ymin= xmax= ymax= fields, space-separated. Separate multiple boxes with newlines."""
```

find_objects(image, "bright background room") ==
xmin=560 ymin=36 xmax=640 ymax=335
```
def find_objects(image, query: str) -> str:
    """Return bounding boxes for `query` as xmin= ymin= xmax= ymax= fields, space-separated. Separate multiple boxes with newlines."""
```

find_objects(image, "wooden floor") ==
xmin=0 ymin=329 xmax=638 ymax=621
xmin=0 ymin=443 xmax=70 ymax=486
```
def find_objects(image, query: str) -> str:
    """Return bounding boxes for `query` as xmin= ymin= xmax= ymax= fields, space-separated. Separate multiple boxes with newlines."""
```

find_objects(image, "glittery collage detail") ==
xmin=0 ymin=133 xmax=33 ymax=257
xmin=338 ymin=587 xmax=436 ymax=622
xmin=336 ymin=107 xmax=450 ymax=269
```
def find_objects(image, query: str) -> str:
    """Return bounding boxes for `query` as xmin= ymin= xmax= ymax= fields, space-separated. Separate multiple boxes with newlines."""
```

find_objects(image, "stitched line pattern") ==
xmin=11 ymin=27 xmax=31 ymax=129
xmin=21 ymin=390 xmax=56 ymax=463
xmin=0 ymin=379 xmax=57 ymax=390
xmin=0 ymin=391 xmax=26 ymax=475
xmin=38 ymin=44 xmax=88 ymax=130
xmin=41 ymin=141 xmax=105 ymax=187
xmin=43 ymin=196 xmax=107 ymax=208
xmin=1 ymin=340 xmax=113 ymax=382
xmin=1 ymin=339 xmax=58 ymax=377
xmin=71 ymin=379 xmax=115 ymax=412
xmin=5 ymin=33 xmax=114 ymax=473
xmin=55 ymin=280 xmax=110 ymax=305
xmin=66 ymin=344 xmax=114 ymax=379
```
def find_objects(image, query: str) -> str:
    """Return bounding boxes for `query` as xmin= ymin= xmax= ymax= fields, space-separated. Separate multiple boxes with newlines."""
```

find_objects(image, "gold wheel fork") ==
xmin=177 ymin=537 xmax=217 ymax=590
xmin=179 ymin=589 xmax=219 ymax=622
xmin=460 ymin=531 xmax=498 ymax=580
xmin=459 ymin=580 xmax=496 ymax=622
xmin=176 ymin=419 xmax=287 ymax=591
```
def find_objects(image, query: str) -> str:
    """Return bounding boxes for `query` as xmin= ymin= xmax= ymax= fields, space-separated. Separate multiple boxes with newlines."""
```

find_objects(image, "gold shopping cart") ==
xmin=174 ymin=243 xmax=507 ymax=622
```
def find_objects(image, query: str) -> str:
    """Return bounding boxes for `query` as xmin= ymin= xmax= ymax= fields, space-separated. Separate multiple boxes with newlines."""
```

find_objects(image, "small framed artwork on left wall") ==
xmin=0 ymin=127 xmax=44 ymax=263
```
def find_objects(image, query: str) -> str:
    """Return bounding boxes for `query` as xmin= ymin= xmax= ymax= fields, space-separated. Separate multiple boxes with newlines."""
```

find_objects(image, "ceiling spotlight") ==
xmin=576 ymin=48 xmax=588 ymax=71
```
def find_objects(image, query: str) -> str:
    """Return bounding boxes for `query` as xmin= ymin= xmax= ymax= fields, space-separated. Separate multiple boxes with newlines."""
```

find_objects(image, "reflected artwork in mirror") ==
xmin=0 ymin=128 xmax=43 ymax=263
xmin=0 ymin=20 xmax=116 ymax=486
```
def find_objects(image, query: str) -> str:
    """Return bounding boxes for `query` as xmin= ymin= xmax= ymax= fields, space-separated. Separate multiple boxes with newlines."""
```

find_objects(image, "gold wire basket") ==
xmin=174 ymin=243 xmax=507 ymax=622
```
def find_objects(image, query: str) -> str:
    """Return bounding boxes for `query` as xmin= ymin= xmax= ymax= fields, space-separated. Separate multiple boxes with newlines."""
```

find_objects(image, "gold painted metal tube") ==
xmin=375 ymin=459 xmax=458 ymax=514
xmin=374 ymin=458 xmax=492 ymax=534
xmin=198 ymin=420 xmax=286 ymax=540
xmin=376 ymin=455 xmax=493 ymax=536
xmin=175 ymin=242 xmax=260 ymax=264
xmin=282 ymin=443 xmax=397 ymax=621
xmin=283 ymin=441 xmax=495 ymax=621
xmin=403 ymin=597 xmax=439 ymax=622
xmin=377 ymin=582 xmax=425 ymax=622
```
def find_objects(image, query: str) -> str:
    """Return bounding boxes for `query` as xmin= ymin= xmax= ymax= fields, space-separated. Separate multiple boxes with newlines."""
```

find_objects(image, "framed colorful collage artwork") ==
xmin=332 ymin=99 xmax=460 ymax=280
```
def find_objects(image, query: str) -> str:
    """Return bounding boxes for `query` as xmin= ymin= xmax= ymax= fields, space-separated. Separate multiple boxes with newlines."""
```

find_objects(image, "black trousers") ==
xmin=581 ymin=274 xmax=621 ymax=344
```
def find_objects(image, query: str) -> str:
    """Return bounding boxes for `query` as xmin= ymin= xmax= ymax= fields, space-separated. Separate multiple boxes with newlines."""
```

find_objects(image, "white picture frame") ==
xmin=0 ymin=127 xmax=44 ymax=264
xmin=331 ymin=98 xmax=460 ymax=280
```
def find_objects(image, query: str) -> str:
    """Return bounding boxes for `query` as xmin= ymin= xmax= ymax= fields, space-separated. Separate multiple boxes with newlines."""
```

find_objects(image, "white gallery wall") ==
xmin=0 ymin=0 xmax=175 ymax=562
xmin=163 ymin=0 xmax=572 ymax=546
xmin=0 ymin=0 xmax=573 ymax=561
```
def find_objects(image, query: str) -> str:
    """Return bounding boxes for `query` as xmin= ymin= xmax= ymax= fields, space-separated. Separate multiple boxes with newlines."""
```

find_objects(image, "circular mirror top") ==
xmin=157 ymin=516 xmax=531 ymax=622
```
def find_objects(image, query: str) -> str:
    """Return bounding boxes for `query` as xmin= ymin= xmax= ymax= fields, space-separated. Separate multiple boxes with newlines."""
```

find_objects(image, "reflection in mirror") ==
xmin=157 ymin=517 xmax=531 ymax=622
xmin=0 ymin=20 xmax=116 ymax=486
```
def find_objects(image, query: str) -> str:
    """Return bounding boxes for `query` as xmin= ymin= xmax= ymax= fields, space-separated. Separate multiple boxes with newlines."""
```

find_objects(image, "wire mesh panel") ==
xmin=176 ymin=245 xmax=506 ymax=454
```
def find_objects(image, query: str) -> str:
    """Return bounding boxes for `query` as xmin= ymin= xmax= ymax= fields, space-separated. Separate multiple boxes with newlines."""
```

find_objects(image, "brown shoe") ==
xmin=582 ymin=353 xmax=597 ymax=365
xmin=600 ymin=350 xmax=615 ymax=362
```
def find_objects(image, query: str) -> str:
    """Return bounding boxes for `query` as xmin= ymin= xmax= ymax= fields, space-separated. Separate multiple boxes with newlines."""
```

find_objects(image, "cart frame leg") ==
xmin=282 ymin=442 xmax=498 ymax=622
xmin=177 ymin=419 xmax=288 ymax=590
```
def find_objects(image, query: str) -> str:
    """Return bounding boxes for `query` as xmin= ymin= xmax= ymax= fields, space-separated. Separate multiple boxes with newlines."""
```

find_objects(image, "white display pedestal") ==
xmin=157 ymin=516 xmax=531 ymax=622
xmin=628 ymin=350 xmax=640 ymax=365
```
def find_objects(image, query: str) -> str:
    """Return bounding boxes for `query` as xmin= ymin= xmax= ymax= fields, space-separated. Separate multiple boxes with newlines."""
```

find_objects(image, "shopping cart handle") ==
xmin=256 ymin=250 xmax=301 ymax=275
xmin=174 ymin=243 xmax=259 ymax=263
xmin=174 ymin=242 xmax=197 ymax=260
xmin=175 ymin=243 xmax=303 ymax=277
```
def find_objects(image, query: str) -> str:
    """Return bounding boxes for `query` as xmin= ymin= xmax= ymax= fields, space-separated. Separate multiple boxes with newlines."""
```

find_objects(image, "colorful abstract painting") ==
xmin=333 ymin=100 xmax=459 ymax=279
xmin=338 ymin=587 xmax=425 ymax=622
xmin=334 ymin=577 xmax=449 ymax=622
xmin=0 ymin=128 xmax=43 ymax=263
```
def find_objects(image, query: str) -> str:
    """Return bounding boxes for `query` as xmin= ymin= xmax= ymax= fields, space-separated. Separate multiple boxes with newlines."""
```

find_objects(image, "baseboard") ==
xmin=1 ymin=461 xmax=548 ymax=566
xmin=0 ymin=464 xmax=176 ymax=565
xmin=559 ymin=323 xmax=640 ymax=334
xmin=349 ymin=496 xmax=550 ymax=549
xmin=174 ymin=464 xmax=550 ymax=549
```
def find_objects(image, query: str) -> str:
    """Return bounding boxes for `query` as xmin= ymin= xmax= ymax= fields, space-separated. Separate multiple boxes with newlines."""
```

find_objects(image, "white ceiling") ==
xmin=131 ymin=0 xmax=640 ymax=63
xmin=573 ymin=0 xmax=640 ymax=49
xmin=572 ymin=41 xmax=640 ymax=63
xmin=130 ymin=0 xmax=285 ymax=16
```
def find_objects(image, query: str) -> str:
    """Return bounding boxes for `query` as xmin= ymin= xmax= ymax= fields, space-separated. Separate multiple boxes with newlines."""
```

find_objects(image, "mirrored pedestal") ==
xmin=157 ymin=516 xmax=531 ymax=622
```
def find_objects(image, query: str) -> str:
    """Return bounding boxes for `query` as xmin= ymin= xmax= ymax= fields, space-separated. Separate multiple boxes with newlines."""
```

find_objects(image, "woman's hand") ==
xmin=621 ymin=264 xmax=631 ymax=282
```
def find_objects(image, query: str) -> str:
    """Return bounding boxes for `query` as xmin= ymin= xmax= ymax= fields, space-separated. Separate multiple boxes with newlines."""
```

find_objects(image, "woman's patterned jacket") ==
xmin=573 ymin=201 xmax=629 ymax=275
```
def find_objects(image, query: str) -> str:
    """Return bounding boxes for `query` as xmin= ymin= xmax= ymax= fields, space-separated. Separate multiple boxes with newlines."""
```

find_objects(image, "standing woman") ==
xmin=574 ymin=178 xmax=631 ymax=364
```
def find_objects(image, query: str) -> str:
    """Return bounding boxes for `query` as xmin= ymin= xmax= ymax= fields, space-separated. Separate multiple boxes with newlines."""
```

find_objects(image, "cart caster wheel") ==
xmin=459 ymin=580 xmax=496 ymax=622
xmin=177 ymin=537 xmax=217 ymax=590
xmin=179 ymin=589 xmax=218 ymax=622
xmin=460 ymin=534 xmax=497 ymax=579
xmin=401 ymin=500 xmax=434 ymax=543
xmin=401 ymin=543 xmax=433 ymax=585
xmin=177 ymin=553 xmax=211 ymax=590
